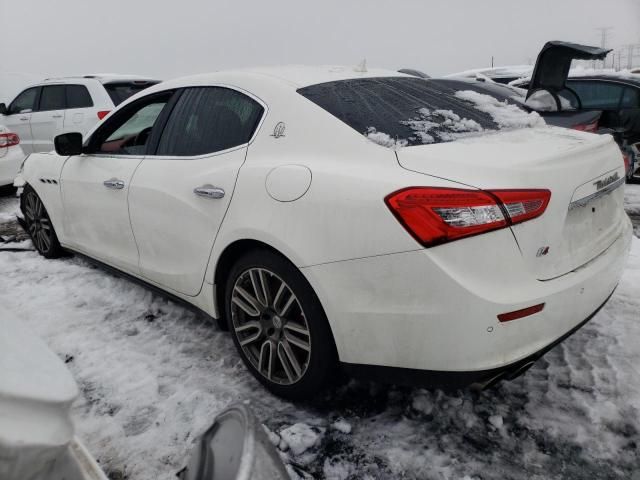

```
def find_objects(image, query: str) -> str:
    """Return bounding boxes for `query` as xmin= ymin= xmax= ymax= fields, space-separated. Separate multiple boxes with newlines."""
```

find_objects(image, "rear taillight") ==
xmin=0 ymin=132 xmax=20 ymax=148
xmin=572 ymin=120 xmax=599 ymax=133
xmin=97 ymin=110 xmax=110 ymax=120
xmin=385 ymin=187 xmax=551 ymax=247
xmin=622 ymin=152 xmax=630 ymax=174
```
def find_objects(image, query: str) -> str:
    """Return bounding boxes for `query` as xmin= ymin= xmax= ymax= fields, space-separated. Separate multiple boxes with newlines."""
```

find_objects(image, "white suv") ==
xmin=0 ymin=75 xmax=158 ymax=154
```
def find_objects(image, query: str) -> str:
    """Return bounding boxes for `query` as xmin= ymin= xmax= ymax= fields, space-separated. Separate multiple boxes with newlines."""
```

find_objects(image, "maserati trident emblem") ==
xmin=271 ymin=122 xmax=286 ymax=138
xmin=536 ymin=246 xmax=550 ymax=257
xmin=593 ymin=172 xmax=619 ymax=191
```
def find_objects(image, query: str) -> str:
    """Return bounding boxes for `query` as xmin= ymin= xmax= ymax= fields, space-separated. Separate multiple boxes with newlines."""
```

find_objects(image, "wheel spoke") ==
xmin=278 ymin=340 xmax=301 ymax=381
xmin=34 ymin=196 xmax=43 ymax=217
xmin=40 ymin=219 xmax=51 ymax=231
xmin=234 ymin=320 xmax=261 ymax=335
xmin=283 ymin=330 xmax=311 ymax=352
xmin=283 ymin=321 xmax=309 ymax=336
xmin=278 ymin=291 xmax=296 ymax=317
xmin=238 ymin=322 xmax=263 ymax=347
xmin=258 ymin=340 xmax=275 ymax=380
xmin=40 ymin=229 xmax=51 ymax=250
xmin=232 ymin=285 xmax=262 ymax=317
xmin=250 ymin=269 xmax=270 ymax=307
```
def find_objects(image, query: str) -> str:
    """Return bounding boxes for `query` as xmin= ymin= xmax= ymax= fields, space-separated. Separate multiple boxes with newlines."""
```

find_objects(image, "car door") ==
xmin=128 ymin=86 xmax=265 ymax=296
xmin=1 ymin=87 xmax=39 ymax=154
xmin=30 ymin=85 xmax=67 ymax=153
xmin=60 ymin=90 xmax=176 ymax=273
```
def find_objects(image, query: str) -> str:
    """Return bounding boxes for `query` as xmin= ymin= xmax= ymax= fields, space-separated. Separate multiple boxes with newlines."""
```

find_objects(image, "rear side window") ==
xmin=8 ymin=87 xmax=38 ymax=114
xmin=39 ymin=85 xmax=66 ymax=111
xmin=298 ymin=77 xmax=504 ymax=146
xmin=156 ymin=87 xmax=263 ymax=156
xmin=66 ymin=85 xmax=93 ymax=109
xmin=104 ymin=82 xmax=159 ymax=105
xmin=568 ymin=80 xmax=625 ymax=109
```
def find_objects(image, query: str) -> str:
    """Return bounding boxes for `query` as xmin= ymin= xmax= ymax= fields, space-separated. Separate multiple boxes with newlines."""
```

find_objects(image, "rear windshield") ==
xmin=298 ymin=77 xmax=542 ymax=147
xmin=104 ymin=82 xmax=159 ymax=105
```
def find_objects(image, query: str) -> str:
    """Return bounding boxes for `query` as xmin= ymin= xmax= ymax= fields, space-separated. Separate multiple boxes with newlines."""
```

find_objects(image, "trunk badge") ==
xmin=536 ymin=246 xmax=550 ymax=257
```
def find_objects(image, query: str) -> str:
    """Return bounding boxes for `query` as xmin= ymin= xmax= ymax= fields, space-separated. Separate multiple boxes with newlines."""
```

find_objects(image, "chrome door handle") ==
xmin=194 ymin=185 xmax=225 ymax=199
xmin=103 ymin=178 xmax=125 ymax=190
xmin=52 ymin=114 xmax=63 ymax=118
xmin=19 ymin=117 xmax=28 ymax=121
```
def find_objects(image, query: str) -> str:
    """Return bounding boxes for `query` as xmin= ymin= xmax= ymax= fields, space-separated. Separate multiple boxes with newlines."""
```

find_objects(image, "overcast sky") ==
xmin=1 ymin=0 xmax=639 ymax=101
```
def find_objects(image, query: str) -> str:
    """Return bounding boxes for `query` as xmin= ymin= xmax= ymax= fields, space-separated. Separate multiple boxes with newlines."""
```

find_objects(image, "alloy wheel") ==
xmin=24 ymin=191 xmax=52 ymax=253
xmin=231 ymin=268 xmax=311 ymax=385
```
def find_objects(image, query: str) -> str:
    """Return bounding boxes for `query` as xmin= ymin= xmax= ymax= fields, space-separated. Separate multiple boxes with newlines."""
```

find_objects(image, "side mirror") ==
xmin=54 ymin=132 xmax=84 ymax=156
xmin=0 ymin=103 xmax=7 ymax=115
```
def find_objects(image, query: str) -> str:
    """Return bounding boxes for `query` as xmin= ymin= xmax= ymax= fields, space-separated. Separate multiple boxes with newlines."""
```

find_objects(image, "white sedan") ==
xmin=0 ymin=125 xmax=25 ymax=187
xmin=19 ymin=66 xmax=632 ymax=399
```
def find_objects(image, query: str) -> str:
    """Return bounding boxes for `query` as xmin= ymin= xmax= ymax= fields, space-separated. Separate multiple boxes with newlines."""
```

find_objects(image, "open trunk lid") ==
xmin=526 ymin=41 xmax=611 ymax=100
xmin=396 ymin=127 xmax=627 ymax=280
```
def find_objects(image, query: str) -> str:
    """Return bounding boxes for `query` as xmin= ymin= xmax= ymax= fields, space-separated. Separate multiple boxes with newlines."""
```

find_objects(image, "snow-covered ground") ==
xmin=1 ymin=186 xmax=639 ymax=480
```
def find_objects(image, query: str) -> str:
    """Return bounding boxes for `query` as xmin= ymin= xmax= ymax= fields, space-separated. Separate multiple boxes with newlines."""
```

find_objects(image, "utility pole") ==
xmin=596 ymin=27 xmax=614 ymax=68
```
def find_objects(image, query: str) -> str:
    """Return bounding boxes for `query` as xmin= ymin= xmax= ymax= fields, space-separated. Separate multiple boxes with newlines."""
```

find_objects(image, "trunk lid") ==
xmin=396 ymin=127 xmax=627 ymax=279
xmin=526 ymin=41 xmax=611 ymax=100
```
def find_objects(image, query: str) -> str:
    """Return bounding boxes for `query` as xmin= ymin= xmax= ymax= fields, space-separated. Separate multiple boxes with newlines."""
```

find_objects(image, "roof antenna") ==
xmin=354 ymin=58 xmax=367 ymax=73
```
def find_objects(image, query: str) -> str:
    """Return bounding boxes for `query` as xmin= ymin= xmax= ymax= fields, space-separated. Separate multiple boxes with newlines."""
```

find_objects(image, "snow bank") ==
xmin=279 ymin=423 xmax=322 ymax=456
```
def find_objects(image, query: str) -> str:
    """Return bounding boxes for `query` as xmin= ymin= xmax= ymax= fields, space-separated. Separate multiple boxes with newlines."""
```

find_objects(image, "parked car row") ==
xmin=406 ymin=42 xmax=640 ymax=181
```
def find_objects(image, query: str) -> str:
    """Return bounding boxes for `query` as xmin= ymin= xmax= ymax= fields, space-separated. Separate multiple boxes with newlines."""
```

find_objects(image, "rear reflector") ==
xmin=385 ymin=187 xmax=551 ymax=247
xmin=498 ymin=303 xmax=545 ymax=322
xmin=0 ymin=132 xmax=20 ymax=148
xmin=97 ymin=110 xmax=111 ymax=120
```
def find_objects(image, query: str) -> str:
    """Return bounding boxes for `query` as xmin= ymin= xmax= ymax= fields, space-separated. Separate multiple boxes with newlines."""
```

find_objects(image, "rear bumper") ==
xmin=302 ymin=216 xmax=632 ymax=374
xmin=0 ymin=150 xmax=24 ymax=187
xmin=341 ymin=288 xmax=615 ymax=389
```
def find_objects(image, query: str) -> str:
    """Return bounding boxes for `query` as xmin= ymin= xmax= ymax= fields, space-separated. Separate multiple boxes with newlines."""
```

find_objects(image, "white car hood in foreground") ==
xmin=0 ymin=305 xmax=106 ymax=480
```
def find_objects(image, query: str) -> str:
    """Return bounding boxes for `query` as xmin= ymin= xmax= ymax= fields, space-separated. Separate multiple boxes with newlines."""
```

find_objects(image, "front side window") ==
xmin=156 ymin=87 xmax=264 ymax=156
xmin=8 ymin=87 xmax=38 ymax=114
xmin=39 ymin=85 xmax=67 ymax=111
xmin=89 ymin=92 xmax=173 ymax=155
xmin=567 ymin=80 xmax=625 ymax=109
xmin=66 ymin=85 xmax=93 ymax=109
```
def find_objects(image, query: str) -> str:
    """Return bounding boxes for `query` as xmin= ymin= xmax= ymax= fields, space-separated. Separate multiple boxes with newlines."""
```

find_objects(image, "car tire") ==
xmin=21 ymin=185 xmax=63 ymax=258
xmin=225 ymin=248 xmax=337 ymax=400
